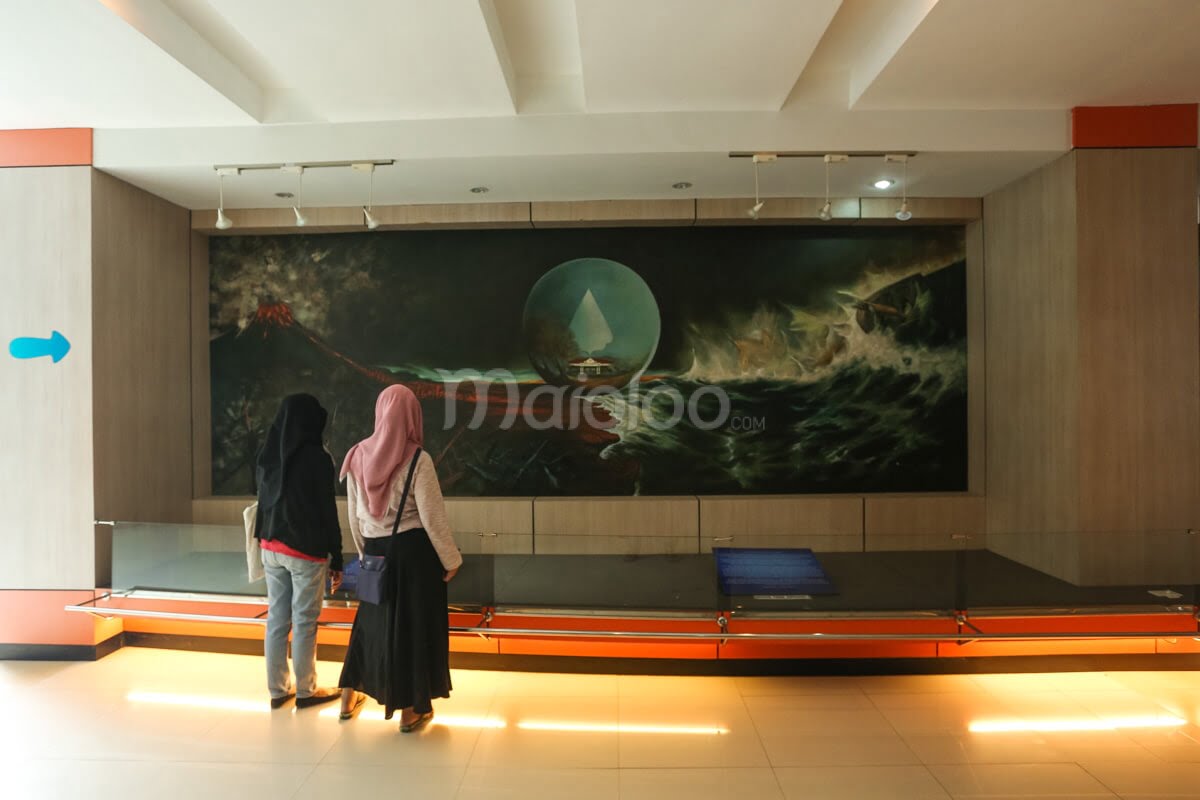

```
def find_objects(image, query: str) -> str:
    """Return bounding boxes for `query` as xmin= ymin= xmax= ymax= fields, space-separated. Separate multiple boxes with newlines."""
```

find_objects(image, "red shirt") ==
xmin=260 ymin=538 xmax=326 ymax=564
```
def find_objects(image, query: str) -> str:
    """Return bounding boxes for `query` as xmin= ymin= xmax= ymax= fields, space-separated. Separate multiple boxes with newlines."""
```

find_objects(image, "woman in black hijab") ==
xmin=255 ymin=393 xmax=344 ymax=709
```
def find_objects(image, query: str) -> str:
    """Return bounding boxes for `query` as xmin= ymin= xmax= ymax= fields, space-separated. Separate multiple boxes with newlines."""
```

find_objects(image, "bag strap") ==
xmin=389 ymin=447 xmax=423 ymax=537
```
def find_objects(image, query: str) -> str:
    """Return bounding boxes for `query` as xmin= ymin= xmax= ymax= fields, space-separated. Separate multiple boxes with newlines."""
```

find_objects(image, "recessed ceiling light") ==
xmin=470 ymin=186 xmax=490 ymax=194
xmin=672 ymin=181 xmax=693 ymax=190
xmin=873 ymin=179 xmax=893 ymax=190
xmin=275 ymin=191 xmax=294 ymax=199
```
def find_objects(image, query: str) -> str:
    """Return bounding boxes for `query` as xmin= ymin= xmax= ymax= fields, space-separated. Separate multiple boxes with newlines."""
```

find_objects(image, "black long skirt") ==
xmin=339 ymin=530 xmax=452 ymax=717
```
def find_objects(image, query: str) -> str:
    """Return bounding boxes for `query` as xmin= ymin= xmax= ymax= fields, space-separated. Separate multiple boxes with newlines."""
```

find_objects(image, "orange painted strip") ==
xmin=971 ymin=613 xmax=1195 ymax=635
xmin=0 ymin=589 xmax=117 ymax=646
xmin=940 ymin=639 xmax=1155 ymax=658
xmin=720 ymin=641 xmax=939 ymax=660
xmin=499 ymin=638 xmax=716 ymax=660
xmin=1072 ymin=104 xmax=1198 ymax=148
xmin=0 ymin=128 xmax=92 ymax=167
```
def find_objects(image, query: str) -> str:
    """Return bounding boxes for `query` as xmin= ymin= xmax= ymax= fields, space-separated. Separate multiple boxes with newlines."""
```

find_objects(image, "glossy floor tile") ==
xmin=6 ymin=647 xmax=1200 ymax=798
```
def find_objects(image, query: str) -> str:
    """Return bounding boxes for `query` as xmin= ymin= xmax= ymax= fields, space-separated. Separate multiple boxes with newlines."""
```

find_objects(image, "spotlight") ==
xmin=353 ymin=162 xmax=380 ymax=231
xmin=213 ymin=167 xmax=238 ymax=230
xmin=818 ymin=154 xmax=846 ymax=222
xmin=885 ymin=154 xmax=913 ymax=221
xmin=283 ymin=165 xmax=308 ymax=227
xmin=747 ymin=153 xmax=775 ymax=219
xmin=874 ymin=179 xmax=893 ymax=190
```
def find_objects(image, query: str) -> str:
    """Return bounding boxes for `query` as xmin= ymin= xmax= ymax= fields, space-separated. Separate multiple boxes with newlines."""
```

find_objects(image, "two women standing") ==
xmin=254 ymin=385 xmax=460 ymax=731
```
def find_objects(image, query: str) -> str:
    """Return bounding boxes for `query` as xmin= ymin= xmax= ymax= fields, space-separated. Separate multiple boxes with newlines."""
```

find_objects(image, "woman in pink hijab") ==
xmin=337 ymin=384 xmax=461 ymax=731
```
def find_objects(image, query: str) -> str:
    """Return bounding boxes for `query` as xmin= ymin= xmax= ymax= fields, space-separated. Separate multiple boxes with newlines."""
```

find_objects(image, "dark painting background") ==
xmin=210 ymin=226 xmax=967 ymax=496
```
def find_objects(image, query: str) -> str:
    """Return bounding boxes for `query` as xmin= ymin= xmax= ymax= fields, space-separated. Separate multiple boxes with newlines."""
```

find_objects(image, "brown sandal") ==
xmin=399 ymin=711 xmax=434 ymax=733
xmin=339 ymin=691 xmax=367 ymax=720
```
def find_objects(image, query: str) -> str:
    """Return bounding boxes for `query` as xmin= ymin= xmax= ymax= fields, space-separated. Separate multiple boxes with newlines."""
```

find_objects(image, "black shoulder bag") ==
xmin=355 ymin=448 xmax=421 ymax=605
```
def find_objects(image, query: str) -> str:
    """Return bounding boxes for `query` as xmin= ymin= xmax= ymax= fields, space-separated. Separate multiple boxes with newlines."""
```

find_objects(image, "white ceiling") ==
xmin=3 ymin=0 xmax=1197 ymax=209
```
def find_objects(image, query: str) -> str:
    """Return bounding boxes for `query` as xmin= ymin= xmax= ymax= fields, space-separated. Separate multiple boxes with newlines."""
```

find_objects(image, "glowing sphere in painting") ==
xmin=522 ymin=258 xmax=661 ymax=388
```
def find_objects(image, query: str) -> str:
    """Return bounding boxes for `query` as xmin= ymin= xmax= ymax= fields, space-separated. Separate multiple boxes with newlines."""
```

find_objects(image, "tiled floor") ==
xmin=4 ymin=648 xmax=1200 ymax=798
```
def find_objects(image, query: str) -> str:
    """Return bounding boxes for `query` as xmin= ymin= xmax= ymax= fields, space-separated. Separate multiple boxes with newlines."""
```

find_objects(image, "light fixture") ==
xmin=873 ymin=179 xmax=893 ymax=190
xmin=672 ymin=181 xmax=693 ymax=190
xmin=819 ymin=154 xmax=846 ymax=221
xmin=517 ymin=720 xmax=728 ymax=735
xmin=886 ymin=154 xmax=912 ymax=221
xmin=283 ymin=165 xmax=308 ymax=227
xmin=747 ymin=153 xmax=775 ymax=219
xmin=353 ymin=162 xmax=380 ymax=230
xmin=969 ymin=715 xmax=1186 ymax=733
xmin=214 ymin=167 xmax=238 ymax=230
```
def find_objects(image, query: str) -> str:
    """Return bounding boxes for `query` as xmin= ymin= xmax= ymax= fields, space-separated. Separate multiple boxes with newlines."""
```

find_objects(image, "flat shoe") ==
xmin=400 ymin=711 xmax=434 ymax=733
xmin=339 ymin=692 xmax=367 ymax=720
xmin=296 ymin=688 xmax=340 ymax=708
xmin=270 ymin=692 xmax=295 ymax=709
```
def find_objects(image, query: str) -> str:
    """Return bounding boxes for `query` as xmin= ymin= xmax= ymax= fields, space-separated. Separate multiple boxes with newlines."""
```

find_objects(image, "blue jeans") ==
xmin=262 ymin=549 xmax=327 ymax=699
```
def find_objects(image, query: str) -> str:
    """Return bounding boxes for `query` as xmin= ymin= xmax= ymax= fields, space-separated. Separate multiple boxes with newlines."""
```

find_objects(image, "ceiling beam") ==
xmin=477 ymin=0 xmax=520 ymax=114
xmin=846 ymin=0 xmax=941 ymax=108
xmin=95 ymin=0 xmax=264 ymax=122
xmin=94 ymin=107 xmax=1068 ymax=171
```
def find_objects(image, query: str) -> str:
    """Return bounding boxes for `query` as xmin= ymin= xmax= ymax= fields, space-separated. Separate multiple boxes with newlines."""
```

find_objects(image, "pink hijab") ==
xmin=340 ymin=384 xmax=424 ymax=518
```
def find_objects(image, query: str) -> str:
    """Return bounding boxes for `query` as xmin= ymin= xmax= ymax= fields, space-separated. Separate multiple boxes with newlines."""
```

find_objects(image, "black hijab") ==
xmin=256 ymin=394 xmax=328 ymax=507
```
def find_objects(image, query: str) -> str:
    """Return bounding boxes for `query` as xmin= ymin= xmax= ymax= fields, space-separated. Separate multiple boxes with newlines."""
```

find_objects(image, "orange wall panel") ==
xmin=940 ymin=639 xmax=1156 ymax=658
xmin=0 ymin=590 xmax=117 ymax=646
xmin=1072 ymin=104 xmax=1198 ymax=148
xmin=0 ymin=128 xmax=92 ymax=167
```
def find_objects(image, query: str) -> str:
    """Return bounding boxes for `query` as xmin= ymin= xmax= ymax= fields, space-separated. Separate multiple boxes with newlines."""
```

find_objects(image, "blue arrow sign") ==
xmin=9 ymin=331 xmax=71 ymax=363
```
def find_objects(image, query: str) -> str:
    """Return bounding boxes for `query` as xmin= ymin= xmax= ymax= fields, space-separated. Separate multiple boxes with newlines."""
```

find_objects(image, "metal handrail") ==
xmin=62 ymin=601 xmax=1200 ymax=642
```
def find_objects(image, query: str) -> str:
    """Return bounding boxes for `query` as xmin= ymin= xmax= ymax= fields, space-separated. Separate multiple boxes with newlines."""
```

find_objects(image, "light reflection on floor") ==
xmin=4 ymin=647 xmax=1200 ymax=798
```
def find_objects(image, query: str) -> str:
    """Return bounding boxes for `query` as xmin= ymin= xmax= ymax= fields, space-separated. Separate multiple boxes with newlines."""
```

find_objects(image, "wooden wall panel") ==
xmin=984 ymin=152 xmax=1080 ymax=543
xmin=698 ymin=496 xmax=862 ymax=552
xmin=194 ymin=202 xmax=532 ymax=233
xmin=966 ymin=220 xmax=986 ymax=498
xmin=190 ymin=233 xmax=211 ymax=498
xmin=533 ymin=497 xmax=698 ymax=553
xmin=1075 ymin=148 xmax=1200 ymax=535
xmin=0 ymin=167 xmax=95 ymax=590
xmin=696 ymin=197 xmax=860 ymax=225
xmin=864 ymin=496 xmax=984 ymax=551
xmin=91 ymin=170 xmax=192 ymax=528
xmin=193 ymin=496 xmax=534 ymax=556
xmin=446 ymin=498 xmax=534 ymax=555
xmin=860 ymin=197 xmax=982 ymax=223
xmin=535 ymin=497 xmax=699 ymax=537
xmin=193 ymin=206 xmax=360 ymax=234
xmin=370 ymin=202 xmax=531 ymax=229
xmin=531 ymin=199 xmax=695 ymax=227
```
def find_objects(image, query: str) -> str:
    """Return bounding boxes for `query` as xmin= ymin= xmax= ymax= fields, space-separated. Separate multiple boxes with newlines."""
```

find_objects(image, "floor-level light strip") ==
xmin=316 ymin=708 xmax=506 ymax=728
xmin=517 ymin=720 xmax=728 ymax=735
xmin=970 ymin=715 xmax=1186 ymax=733
xmin=123 ymin=693 xmax=725 ymax=734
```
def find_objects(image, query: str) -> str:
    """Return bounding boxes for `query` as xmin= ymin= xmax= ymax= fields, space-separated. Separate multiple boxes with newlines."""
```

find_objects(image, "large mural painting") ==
xmin=210 ymin=226 xmax=968 ymax=496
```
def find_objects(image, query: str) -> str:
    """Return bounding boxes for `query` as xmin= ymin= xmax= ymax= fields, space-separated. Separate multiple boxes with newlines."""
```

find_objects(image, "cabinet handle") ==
xmin=477 ymin=532 xmax=499 ymax=538
xmin=712 ymin=536 xmax=734 ymax=542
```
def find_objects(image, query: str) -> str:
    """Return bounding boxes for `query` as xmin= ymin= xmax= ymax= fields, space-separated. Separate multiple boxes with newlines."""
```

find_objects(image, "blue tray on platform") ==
xmin=713 ymin=547 xmax=837 ymax=596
